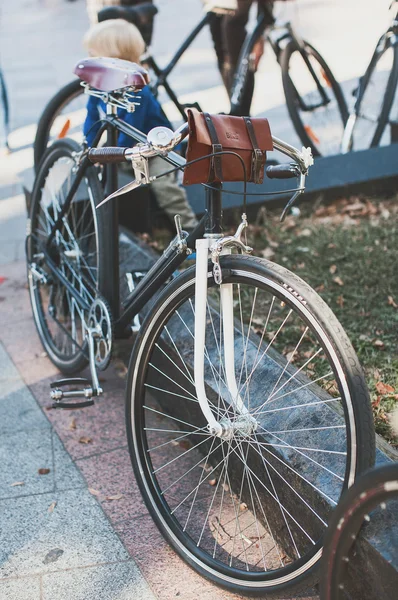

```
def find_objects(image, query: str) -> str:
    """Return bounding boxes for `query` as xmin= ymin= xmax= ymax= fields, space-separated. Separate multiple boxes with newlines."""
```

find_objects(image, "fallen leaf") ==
xmin=78 ymin=436 xmax=92 ymax=444
xmin=298 ymin=228 xmax=312 ymax=237
xmin=89 ymin=488 xmax=100 ymax=496
xmin=38 ymin=468 xmax=50 ymax=475
xmin=105 ymin=494 xmax=123 ymax=501
xmin=40 ymin=351 xmax=48 ymax=358
xmin=375 ymin=382 xmax=395 ymax=395
xmin=373 ymin=339 xmax=385 ymax=349
xmin=222 ymin=483 xmax=229 ymax=492
xmin=240 ymin=502 xmax=248 ymax=511
xmin=372 ymin=396 xmax=382 ymax=409
xmin=261 ymin=247 xmax=275 ymax=260
xmin=48 ymin=501 xmax=57 ymax=513
xmin=329 ymin=264 xmax=337 ymax=274
xmin=178 ymin=440 xmax=192 ymax=450
xmin=208 ymin=479 xmax=217 ymax=486
xmin=43 ymin=548 xmax=64 ymax=564
xmin=336 ymin=295 xmax=344 ymax=308
xmin=10 ymin=481 xmax=24 ymax=487
xmin=68 ymin=418 xmax=77 ymax=431
xmin=388 ymin=295 xmax=398 ymax=309
xmin=199 ymin=462 xmax=212 ymax=473
xmin=333 ymin=276 xmax=344 ymax=286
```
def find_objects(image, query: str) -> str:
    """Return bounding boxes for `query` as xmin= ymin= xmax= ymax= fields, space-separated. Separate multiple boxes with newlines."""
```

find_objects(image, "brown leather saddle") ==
xmin=74 ymin=57 xmax=149 ymax=93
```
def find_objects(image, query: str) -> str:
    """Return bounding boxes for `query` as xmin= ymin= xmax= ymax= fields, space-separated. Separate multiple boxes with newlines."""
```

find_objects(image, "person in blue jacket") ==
xmin=83 ymin=18 xmax=198 ymax=230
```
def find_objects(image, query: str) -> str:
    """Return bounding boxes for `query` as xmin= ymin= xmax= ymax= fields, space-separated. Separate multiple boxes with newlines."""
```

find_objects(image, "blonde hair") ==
xmin=83 ymin=19 xmax=145 ymax=64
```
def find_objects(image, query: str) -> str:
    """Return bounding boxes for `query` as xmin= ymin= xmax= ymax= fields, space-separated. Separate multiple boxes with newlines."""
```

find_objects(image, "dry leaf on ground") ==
xmin=89 ymin=488 xmax=100 ymax=496
xmin=329 ymin=264 xmax=337 ymax=274
xmin=376 ymin=381 xmax=395 ymax=395
xmin=373 ymin=339 xmax=385 ymax=349
xmin=10 ymin=481 xmax=24 ymax=487
xmin=388 ymin=295 xmax=398 ymax=308
xmin=208 ymin=479 xmax=217 ymax=486
xmin=78 ymin=436 xmax=92 ymax=444
xmin=105 ymin=494 xmax=123 ymax=501
xmin=333 ymin=276 xmax=344 ymax=286
xmin=48 ymin=501 xmax=57 ymax=513
xmin=68 ymin=418 xmax=77 ymax=431
xmin=38 ymin=468 xmax=50 ymax=475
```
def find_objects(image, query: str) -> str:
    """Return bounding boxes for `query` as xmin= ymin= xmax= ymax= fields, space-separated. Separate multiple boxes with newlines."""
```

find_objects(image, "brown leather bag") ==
xmin=183 ymin=110 xmax=273 ymax=186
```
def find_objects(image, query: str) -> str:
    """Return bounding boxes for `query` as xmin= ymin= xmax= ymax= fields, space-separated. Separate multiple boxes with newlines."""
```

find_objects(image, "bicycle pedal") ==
xmin=50 ymin=378 xmax=97 ymax=409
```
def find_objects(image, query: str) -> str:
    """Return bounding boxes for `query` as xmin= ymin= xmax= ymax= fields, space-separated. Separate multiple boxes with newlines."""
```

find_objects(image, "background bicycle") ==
xmin=33 ymin=0 xmax=348 ymax=170
xmin=341 ymin=1 xmax=398 ymax=153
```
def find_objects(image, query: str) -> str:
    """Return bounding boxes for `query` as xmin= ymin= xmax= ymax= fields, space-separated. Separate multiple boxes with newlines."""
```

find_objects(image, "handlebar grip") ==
xmin=266 ymin=164 xmax=299 ymax=179
xmin=88 ymin=147 xmax=129 ymax=164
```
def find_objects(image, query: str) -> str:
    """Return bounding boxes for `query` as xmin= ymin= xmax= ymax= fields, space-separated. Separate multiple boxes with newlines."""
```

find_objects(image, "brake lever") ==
xmin=96 ymin=152 xmax=151 ymax=209
xmin=96 ymin=179 xmax=142 ymax=209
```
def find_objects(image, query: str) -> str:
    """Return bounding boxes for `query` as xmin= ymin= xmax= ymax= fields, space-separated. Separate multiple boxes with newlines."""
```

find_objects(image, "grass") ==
xmin=247 ymin=194 xmax=398 ymax=446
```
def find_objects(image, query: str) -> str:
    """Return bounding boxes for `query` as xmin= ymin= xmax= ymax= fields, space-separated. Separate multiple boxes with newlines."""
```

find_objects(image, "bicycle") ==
xmin=32 ymin=0 xmax=347 ymax=170
xmin=26 ymin=56 xmax=375 ymax=596
xmin=320 ymin=462 xmax=398 ymax=600
xmin=0 ymin=65 xmax=10 ymax=150
xmin=341 ymin=1 xmax=398 ymax=153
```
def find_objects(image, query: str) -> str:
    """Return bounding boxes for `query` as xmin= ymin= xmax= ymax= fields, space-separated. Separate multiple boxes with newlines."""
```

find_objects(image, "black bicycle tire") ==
xmin=28 ymin=138 xmax=106 ymax=374
xmin=320 ymin=462 xmax=398 ymax=600
xmin=354 ymin=38 xmax=398 ymax=149
xmin=126 ymin=254 xmax=375 ymax=597
xmin=33 ymin=78 xmax=83 ymax=172
xmin=281 ymin=40 xmax=349 ymax=157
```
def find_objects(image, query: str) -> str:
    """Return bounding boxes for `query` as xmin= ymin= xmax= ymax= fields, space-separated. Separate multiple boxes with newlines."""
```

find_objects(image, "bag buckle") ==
xmin=251 ymin=148 xmax=265 ymax=184
xmin=211 ymin=143 xmax=223 ymax=180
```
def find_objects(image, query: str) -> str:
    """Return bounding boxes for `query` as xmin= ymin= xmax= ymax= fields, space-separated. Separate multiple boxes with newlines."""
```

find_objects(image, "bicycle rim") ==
xmin=28 ymin=140 xmax=101 ymax=371
xmin=127 ymin=256 xmax=374 ymax=594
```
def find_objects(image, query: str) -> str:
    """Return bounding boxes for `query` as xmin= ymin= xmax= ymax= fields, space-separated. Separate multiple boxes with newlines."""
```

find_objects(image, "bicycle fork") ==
xmin=193 ymin=216 xmax=258 ymax=439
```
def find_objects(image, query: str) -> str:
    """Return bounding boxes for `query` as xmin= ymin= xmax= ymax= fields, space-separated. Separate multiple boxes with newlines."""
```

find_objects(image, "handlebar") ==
xmin=88 ymin=123 xmax=189 ymax=165
xmin=87 ymin=122 xmax=313 ymax=178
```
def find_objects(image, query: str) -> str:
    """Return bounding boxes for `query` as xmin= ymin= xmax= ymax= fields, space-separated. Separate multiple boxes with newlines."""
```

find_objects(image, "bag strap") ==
xmin=203 ymin=113 xmax=223 ymax=181
xmin=243 ymin=116 xmax=266 ymax=184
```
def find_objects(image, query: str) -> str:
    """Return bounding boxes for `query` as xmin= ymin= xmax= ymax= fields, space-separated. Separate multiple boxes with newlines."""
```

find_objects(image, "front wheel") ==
xmin=126 ymin=255 xmax=374 ymax=597
xmin=281 ymin=40 xmax=349 ymax=157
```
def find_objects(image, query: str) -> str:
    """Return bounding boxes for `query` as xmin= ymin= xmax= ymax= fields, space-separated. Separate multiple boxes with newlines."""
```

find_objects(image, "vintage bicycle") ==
xmin=26 ymin=56 xmax=374 ymax=596
xmin=32 ymin=0 xmax=347 ymax=170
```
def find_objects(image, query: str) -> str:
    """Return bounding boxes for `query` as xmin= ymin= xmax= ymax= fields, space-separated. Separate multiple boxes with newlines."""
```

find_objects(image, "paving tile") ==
xmin=0 ymin=386 xmax=48 ymax=434
xmin=115 ymin=515 xmax=245 ymax=600
xmin=42 ymin=560 xmax=156 ymax=600
xmin=0 ymin=428 xmax=54 ymax=500
xmin=52 ymin=431 xmax=86 ymax=493
xmin=77 ymin=447 xmax=147 ymax=522
xmin=0 ymin=576 xmax=41 ymax=600
xmin=0 ymin=488 xmax=129 ymax=578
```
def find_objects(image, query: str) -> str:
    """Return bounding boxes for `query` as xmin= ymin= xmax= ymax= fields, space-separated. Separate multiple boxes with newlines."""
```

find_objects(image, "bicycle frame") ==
xmin=230 ymin=4 xmax=330 ymax=114
xmin=144 ymin=11 xmax=216 ymax=120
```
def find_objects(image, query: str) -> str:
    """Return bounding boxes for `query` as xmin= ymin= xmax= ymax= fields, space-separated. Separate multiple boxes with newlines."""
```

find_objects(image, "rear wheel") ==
xmin=126 ymin=255 xmax=375 ymax=596
xmin=34 ymin=79 xmax=85 ymax=172
xmin=27 ymin=138 xmax=105 ymax=374
xmin=281 ymin=40 xmax=349 ymax=157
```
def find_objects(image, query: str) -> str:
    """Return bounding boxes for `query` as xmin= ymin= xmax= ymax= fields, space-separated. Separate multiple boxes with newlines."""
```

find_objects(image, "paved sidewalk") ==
xmin=0 ymin=300 xmax=155 ymax=599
